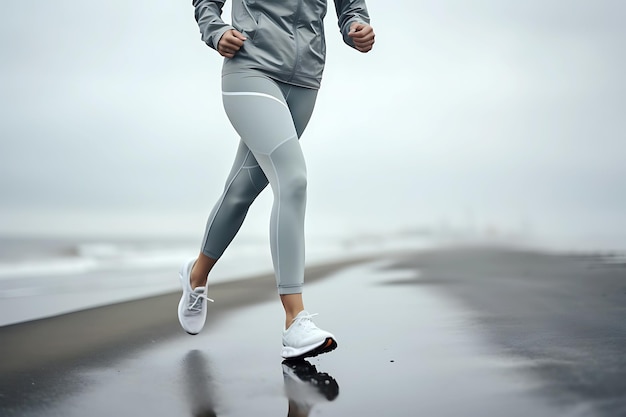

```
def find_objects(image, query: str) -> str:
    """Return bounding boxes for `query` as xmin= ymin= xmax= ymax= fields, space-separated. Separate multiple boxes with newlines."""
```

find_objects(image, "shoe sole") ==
xmin=285 ymin=337 xmax=338 ymax=360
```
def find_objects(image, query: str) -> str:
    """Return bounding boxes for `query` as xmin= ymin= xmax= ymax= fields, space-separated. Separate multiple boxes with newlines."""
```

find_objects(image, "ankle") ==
xmin=189 ymin=267 xmax=207 ymax=289
xmin=189 ymin=253 xmax=217 ymax=289
xmin=280 ymin=293 xmax=305 ymax=330
xmin=285 ymin=310 xmax=304 ymax=330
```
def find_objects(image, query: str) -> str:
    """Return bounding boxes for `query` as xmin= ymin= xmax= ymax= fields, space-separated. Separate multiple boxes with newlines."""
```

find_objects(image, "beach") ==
xmin=1 ymin=245 xmax=625 ymax=416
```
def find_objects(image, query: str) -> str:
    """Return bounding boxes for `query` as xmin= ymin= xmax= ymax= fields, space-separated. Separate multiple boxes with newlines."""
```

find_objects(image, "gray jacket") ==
xmin=192 ymin=0 xmax=370 ymax=89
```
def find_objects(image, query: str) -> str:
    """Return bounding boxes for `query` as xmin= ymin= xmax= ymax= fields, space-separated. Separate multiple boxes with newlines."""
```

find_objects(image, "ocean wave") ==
xmin=0 ymin=241 xmax=199 ymax=279
xmin=0 ymin=233 xmax=442 ymax=280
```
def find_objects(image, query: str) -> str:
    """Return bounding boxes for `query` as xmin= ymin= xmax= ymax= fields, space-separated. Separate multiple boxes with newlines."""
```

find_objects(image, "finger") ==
xmin=349 ymin=22 xmax=365 ymax=34
xmin=218 ymin=43 xmax=236 ymax=56
xmin=354 ymin=37 xmax=375 ymax=48
xmin=354 ymin=34 xmax=375 ymax=46
xmin=350 ymin=27 xmax=374 ymax=40
xmin=221 ymin=41 xmax=242 ymax=53
xmin=220 ymin=31 xmax=245 ymax=48
xmin=354 ymin=42 xmax=371 ymax=51
xmin=354 ymin=39 xmax=375 ymax=53
xmin=223 ymin=39 xmax=243 ymax=50
xmin=228 ymin=31 xmax=246 ymax=45
xmin=231 ymin=30 xmax=247 ymax=41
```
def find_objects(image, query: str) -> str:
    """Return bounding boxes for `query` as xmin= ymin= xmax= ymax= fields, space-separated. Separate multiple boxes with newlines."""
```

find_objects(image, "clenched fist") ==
xmin=348 ymin=23 xmax=375 ymax=53
xmin=218 ymin=29 xmax=247 ymax=58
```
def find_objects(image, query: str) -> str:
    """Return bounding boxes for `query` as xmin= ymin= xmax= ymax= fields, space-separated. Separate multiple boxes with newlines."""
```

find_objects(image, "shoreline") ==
xmin=0 ymin=256 xmax=371 ymax=377
xmin=2 ymin=245 xmax=625 ymax=416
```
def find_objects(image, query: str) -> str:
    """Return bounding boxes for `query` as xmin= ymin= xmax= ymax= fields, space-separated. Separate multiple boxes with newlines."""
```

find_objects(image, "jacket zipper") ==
xmin=288 ymin=0 xmax=303 ymax=82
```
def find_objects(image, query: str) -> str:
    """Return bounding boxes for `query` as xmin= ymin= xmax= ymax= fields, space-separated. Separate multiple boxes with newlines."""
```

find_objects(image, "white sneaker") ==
xmin=281 ymin=311 xmax=337 ymax=359
xmin=177 ymin=258 xmax=213 ymax=335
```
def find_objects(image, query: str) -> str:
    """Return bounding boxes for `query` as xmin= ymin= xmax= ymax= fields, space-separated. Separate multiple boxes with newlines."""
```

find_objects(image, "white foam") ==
xmin=0 ymin=234 xmax=443 ymax=326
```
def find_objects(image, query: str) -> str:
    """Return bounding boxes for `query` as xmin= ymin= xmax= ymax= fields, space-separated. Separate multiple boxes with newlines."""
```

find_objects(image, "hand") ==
xmin=348 ymin=23 xmax=375 ymax=53
xmin=218 ymin=29 xmax=247 ymax=58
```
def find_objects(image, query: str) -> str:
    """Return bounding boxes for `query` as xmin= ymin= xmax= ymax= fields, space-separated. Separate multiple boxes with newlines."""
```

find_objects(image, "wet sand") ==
xmin=0 ymin=247 xmax=625 ymax=416
xmin=391 ymin=247 xmax=626 ymax=416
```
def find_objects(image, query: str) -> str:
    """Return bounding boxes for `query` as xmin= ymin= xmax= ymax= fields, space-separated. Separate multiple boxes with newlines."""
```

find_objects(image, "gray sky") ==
xmin=1 ymin=1 xmax=625 ymax=248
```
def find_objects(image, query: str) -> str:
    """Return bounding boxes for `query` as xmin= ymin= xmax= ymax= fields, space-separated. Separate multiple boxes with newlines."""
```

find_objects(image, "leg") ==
xmin=178 ymin=100 xmax=270 ymax=334
xmin=191 ymin=141 xmax=269 ymax=288
xmin=190 ymin=79 xmax=318 ymax=290
xmin=275 ymin=83 xmax=320 ymax=327
xmin=222 ymin=73 xmax=336 ymax=359
xmin=222 ymin=73 xmax=308 ymax=296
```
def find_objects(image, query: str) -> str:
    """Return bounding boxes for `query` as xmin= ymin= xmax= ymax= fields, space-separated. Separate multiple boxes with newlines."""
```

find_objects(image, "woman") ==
xmin=178 ymin=0 xmax=375 ymax=360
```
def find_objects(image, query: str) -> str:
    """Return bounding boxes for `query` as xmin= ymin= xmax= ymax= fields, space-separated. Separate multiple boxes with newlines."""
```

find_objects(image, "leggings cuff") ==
xmin=278 ymin=285 xmax=303 ymax=295
xmin=201 ymin=249 xmax=221 ymax=260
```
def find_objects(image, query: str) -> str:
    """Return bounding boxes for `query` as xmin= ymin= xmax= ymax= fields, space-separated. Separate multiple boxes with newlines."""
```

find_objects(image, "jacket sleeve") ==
xmin=193 ymin=0 xmax=235 ymax=50
xmin=334 ymin=0 xmax=370 ymax=49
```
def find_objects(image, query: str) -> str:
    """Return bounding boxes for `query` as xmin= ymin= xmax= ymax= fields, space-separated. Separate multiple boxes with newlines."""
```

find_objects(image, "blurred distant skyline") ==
xmin=1 ymin=1 xmax=625 ymax=250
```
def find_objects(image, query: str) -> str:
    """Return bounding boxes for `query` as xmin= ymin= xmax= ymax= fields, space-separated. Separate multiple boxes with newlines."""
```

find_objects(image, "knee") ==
xmin=224 ymin=190 xmax=255 ymax=209
xmin=223 ymin=176 xmax=261 ymax=208
xmin=281 ymin=172 xmax=307 ymax=201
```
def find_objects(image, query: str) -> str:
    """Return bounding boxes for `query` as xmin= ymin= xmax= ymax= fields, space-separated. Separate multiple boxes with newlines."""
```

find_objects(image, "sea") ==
xmin=1 ymin=227 xmax=624 ymax=327
xmin=0 ymin=231 xmax=445 ymax=326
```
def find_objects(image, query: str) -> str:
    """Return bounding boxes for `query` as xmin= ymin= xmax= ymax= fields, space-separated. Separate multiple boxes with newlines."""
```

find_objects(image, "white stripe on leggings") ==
xmin=222 ymin=91 xmax=289 ymax=110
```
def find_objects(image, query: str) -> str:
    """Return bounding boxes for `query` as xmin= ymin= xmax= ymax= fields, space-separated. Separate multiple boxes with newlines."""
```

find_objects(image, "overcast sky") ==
xmin=1 ymin=1 xmax=625 ymax=248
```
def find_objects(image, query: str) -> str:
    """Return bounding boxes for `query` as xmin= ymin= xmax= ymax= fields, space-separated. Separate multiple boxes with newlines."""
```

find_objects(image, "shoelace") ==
xmin=291 ymin=312 xmax=319 ymax=332
xmin=187 ymin=290 xmax=214 ymax=313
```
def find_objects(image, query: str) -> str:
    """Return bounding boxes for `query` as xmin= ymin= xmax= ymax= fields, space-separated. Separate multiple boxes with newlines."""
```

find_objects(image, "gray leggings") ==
xmin=201 ymin=71 xmax=318 ymax=295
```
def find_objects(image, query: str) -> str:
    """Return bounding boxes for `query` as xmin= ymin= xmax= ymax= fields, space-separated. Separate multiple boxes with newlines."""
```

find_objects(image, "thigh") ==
xmin=222 ymin=73 xmax=298 ymax=156
xmin=279 ymin=83 xmax=319 ymax=138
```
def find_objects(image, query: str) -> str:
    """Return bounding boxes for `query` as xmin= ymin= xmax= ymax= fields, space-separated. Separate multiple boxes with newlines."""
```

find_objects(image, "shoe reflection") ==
xmin=183 ymin=350 xmax=218 ymax=417
xmin=282 ymin=359 xmax=340 ymax=417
